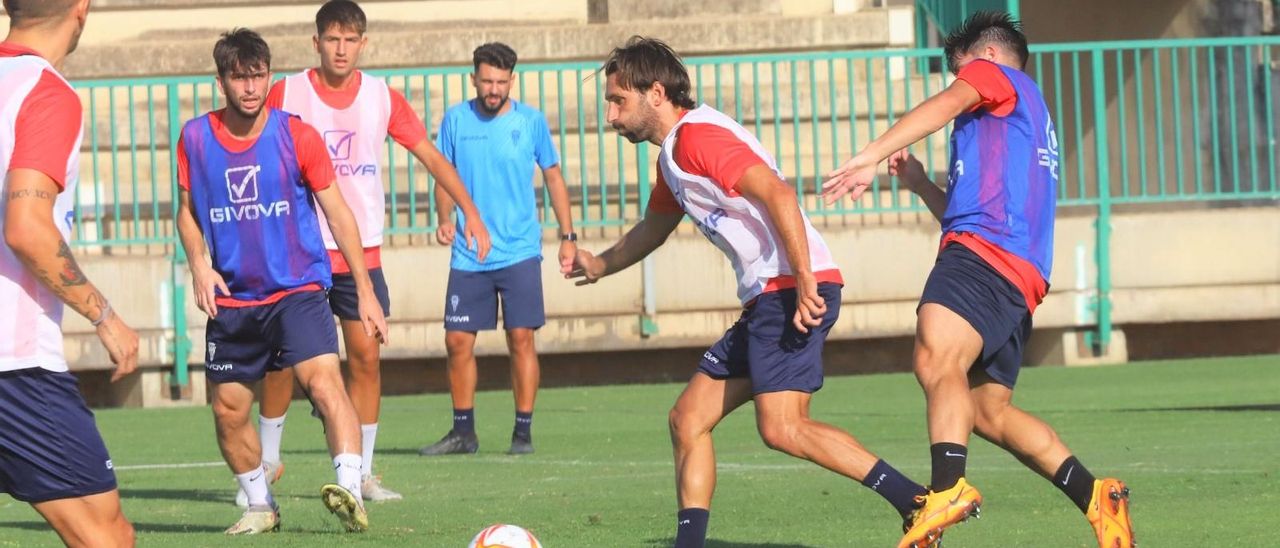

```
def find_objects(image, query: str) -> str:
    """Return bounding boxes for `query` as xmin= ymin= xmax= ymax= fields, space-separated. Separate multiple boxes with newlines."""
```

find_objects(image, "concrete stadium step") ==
xmin=61 ymin=6 xmax=911 ymax=79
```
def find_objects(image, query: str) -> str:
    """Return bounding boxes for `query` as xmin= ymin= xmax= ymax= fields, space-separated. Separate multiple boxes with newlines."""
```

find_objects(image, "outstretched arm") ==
xmin=6 ymin=168 xmax=138 ymax=380
xmin=566 ymin=205 xmax=682 ymax=285
xmin=822 ymin=79 xmax=980 ymax=204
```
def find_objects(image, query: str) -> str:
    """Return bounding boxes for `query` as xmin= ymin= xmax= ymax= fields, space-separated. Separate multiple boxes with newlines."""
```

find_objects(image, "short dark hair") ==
xmin=472 ymin=42 xmax=517 ymax=72
xmin=315 ymin=0 xmax=366 ymax=36
xmin=602 ymin=36 xmax=695 ymax=110
xmin=942 ymin=11 xmax=1028 ymax=74
xmin=3 ymin=0 xmax=78 ymax=26
xmin=213 ymin=28 xmax=271 ymax=77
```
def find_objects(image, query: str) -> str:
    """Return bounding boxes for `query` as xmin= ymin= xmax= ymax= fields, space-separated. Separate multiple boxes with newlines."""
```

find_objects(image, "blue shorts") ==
xmin=444 ymin=257 xmax=545 ymax=332
xmin=697 ymin=283 xmax=842 ymax=394
xmin=329 ymin=267 xmax=391 ymax=321
xmin=0 ymin=369 xmax=117 ymax=503
xmin=919 ymin=243 xmax=1032 ymax=388
xmin=204 ymin=289 xmax=340 ymax=384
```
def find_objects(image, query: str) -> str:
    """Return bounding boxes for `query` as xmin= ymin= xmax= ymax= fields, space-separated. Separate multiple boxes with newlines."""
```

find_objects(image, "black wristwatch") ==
xmin=560 ymin=232 xmax=577 ymax=242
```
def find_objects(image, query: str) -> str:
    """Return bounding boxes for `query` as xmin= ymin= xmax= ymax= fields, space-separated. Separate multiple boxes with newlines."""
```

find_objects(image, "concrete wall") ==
xmin=65 ymin=204 xmax=1280 ymax=405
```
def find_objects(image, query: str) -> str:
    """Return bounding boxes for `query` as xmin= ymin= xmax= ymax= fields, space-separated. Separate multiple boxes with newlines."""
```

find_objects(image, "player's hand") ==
xmin=558 ymin=239 xmax=577 ymax=275
xmin=435 ymin=221 xmax=456 ymax=247
xmin=191 ymin=265 xmax=230 ymax=318
xmin=792 ymin=272 xmax=826 ymax=334
xmin=887 ymin=150 xmax=928 ymax=194
xmin=565 ymin=249 xmax=606 ymax=286
xmin=97 ymin=312 xmax=139 ymax=382
xmin=462 ymin=213 xmax=491 ymax=262
xmin=822 ymin=153 xmax=878 ymax=204
xmin=356 ymin=290 xmax=389 ymax=345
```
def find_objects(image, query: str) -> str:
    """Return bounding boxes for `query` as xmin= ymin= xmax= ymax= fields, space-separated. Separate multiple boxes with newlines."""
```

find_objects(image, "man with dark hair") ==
xmin=176 ymin=27 xmax=386 ymax=534
xmin=419 ymin=41 xmax=576 ymax=457
xmin=0 ymin=0 xmax=138 ymax=545
xmin=571 ymin=35 xmax=928 ymax=548
xmin=823 ymin=12 xmax=1135 ymax=548
xmin=255 ymin=0 xmax=491 ymax=504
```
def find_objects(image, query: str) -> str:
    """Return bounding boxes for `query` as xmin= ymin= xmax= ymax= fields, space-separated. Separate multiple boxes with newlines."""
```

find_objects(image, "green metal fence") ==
xmin=69 ymin=36 xmax=1280 ymax=378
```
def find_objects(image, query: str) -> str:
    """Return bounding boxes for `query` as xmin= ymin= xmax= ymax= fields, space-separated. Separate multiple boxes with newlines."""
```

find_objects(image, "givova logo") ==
xmin=325 ymin=129 xmax=378 ymax=177
xmin=211 ymin=164 xmax=291 ymax=223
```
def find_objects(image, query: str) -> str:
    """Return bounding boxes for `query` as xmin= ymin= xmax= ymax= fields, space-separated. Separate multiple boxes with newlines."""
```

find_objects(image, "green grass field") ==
xmin=2 ymin=355 xmax=1278 ymax=547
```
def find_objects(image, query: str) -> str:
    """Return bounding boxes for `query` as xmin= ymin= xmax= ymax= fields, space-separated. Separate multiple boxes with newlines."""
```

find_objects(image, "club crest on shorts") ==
xmin=450 ymin=294 xmax=460 ymax=312
xmin=208 ymin=341 xmax=216 ymax=360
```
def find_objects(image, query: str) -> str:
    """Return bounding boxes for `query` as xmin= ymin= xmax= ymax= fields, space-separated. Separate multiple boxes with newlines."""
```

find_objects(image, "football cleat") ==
xmin=1087 ymin=478 xmax=1135 ymax=548
xmin=225 ymin=501 xmax=280 ymax=535
xmin=507 ymin=431 xmax=534 ymax=455
xmin=898 ymin=477 xmax=982 ymax=548
xmin=235 ymin=460 xmax=284 ymax=508
xmin=418 ymin=429 xmax=479 ymax=456
xmin=321 ymin=483 xmax=369 ymax=532
xmin=361 ymin=474 xmax=403 ymax=502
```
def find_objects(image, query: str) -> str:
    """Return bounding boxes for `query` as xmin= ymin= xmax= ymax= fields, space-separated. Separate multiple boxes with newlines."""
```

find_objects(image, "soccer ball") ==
xmin=468 ymin=523 xmax=542 ymax=548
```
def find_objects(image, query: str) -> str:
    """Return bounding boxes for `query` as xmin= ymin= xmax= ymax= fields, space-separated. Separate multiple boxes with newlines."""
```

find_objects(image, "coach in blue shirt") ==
xmin=422 ymin=42 xmax=576 ymax=457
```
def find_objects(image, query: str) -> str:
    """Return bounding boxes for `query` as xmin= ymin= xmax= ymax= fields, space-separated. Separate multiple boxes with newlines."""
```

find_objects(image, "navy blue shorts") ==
xmin=204 ymin=289 xmax=340 ymax=384
xmin=698 ymin=283 xmax=842 ymax=394
xmin=444 ymin=257 xmax=545 ymax=332
xmin=0 ymin=369 xmax=117 ymax=503
xmin=919 ymin=243 xmax=1032 ymax=388
xmin=329 ymin=267 xmax=391 ymax=321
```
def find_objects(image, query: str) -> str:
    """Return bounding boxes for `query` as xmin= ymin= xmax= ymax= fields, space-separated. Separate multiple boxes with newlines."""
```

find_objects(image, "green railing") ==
xmin=914 ymin=0 xmax=1021 ymax=47
xmin=69 ymin=36 xmax=1280 ymax=378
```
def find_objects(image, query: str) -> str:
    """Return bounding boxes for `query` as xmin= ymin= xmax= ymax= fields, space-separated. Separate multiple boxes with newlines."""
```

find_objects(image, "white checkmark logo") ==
xmin=224 ymin=165 xmax=261 ymax=204
xmin=324 ymin=130 xmax=356 ymax=161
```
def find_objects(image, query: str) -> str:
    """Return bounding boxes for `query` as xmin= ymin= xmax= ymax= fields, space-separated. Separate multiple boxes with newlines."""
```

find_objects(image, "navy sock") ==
xmin=862 ymin=459 xmax=929 ymax=520
xmin=452 ymin=408 xmax=474 ymax=434
xmin=514 ymin=411 xmax=533 ymax=438
xmin=930 ymin=443 xmax=968 ymax=491
xmin=673 ymin=508 xmax=709 ymax=548
xmin=1053 ymin=456 xmax=1097 ymax=513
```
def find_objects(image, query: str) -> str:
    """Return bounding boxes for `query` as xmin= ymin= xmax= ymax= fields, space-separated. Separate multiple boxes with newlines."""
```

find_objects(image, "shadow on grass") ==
xmin=646 ymin=539 xmax=816 ymax=548
xmin=119 ymin=488 xmax=233 ymax=504
xmin=1120 ymin=403 xmax=1280 ymax=412
xmin=0 ymin=520 xmax=224 ymax=534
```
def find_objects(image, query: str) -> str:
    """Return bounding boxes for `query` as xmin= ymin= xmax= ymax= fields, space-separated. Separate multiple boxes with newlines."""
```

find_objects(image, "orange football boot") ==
xmin=1087 ymin=478 xmax=1135 ymax=548
xmin=898 ymin=477 xmax=982 ymax=548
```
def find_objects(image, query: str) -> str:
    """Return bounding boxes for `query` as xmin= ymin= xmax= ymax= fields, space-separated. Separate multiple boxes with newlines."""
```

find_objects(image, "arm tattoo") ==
xmin=8 ymin=189 xmax=53 ymax=200
xmin=56 ymin=241 xmax=88 ymax=286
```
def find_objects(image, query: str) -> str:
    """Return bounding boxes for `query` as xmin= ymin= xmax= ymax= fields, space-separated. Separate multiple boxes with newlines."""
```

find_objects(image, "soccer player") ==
xmin=0 ymin=0 xmax=139 ymax=545
xmin=822 ymin=12 xmax=1135 ymax=548
xmin=253 ymin=0 xmax=492 ymax=503
xmin=418 ymin=42 xmax=576 ymax=456
xmin=175 ymin=28 xmax=388 ymax=534
xmin=569 ymin=36 xmax=929 ymax=548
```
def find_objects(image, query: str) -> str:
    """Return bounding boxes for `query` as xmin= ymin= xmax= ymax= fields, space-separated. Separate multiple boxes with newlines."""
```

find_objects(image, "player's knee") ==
xmin=505 ymin=329 xmax=536 ymax=356
xmin=211 ymin=398 xmax=246 ymax=426
xmin=667 ymin=406 xmax=706 ymax=445
xmin=757 ymin=419 xmax=801 ymax=455
xmin=444 ymin=332 xmax=474 ymax=357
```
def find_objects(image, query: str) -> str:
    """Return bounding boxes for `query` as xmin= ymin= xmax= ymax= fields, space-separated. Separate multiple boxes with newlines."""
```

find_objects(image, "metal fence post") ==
xmin=1089 ymin=49 xmax=1114 ymax=354
xmin=637 ymin=144 xmax=658 ymax=337
xmin=166 ymin=84 xmax=191 ymax=387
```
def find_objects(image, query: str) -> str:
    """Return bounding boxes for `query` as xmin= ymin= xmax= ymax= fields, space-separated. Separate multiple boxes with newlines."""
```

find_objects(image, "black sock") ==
xmin=674 ymin=508 xmax=709 ymax=548
xmin=514 ymin=411 xmax=533 ymax=438
xmin=1053 ymin=456 xmax=1097 ymax=513
xmin=453 ymin=408 xmax=474 ymax=434
xmin=930 ymin=443 xmax=968 ymax=491
xmin=861 ymin=459 xmax=929 ymax=520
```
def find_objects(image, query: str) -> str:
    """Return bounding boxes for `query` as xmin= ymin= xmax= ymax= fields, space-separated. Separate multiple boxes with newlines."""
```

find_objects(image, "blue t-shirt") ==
xmin=436 ymin=99 xmax=560 ymax=271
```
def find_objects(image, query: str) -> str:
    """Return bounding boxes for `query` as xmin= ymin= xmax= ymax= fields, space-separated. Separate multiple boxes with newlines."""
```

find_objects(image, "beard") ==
xmin=478 ymin=94 xmax=508 ymax=115
xmin=613 ymin=106 xmax=659 ymax=144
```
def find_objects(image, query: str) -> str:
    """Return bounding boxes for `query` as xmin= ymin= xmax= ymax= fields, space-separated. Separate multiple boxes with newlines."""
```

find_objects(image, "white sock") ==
xmin=259 ymin=414 xmax=286 ymax=464
xmin=333 ymin=453 xmax=363 ymax=503
xmin=235 ymin=463 xmax=272 ymax=507
xmin=360 ymin=423 xmax=378 ymax=477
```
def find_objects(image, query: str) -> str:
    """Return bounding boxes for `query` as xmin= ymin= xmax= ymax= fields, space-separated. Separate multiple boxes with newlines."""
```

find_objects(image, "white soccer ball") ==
xmin=467 ymin=523 xmax=543 ymax=548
